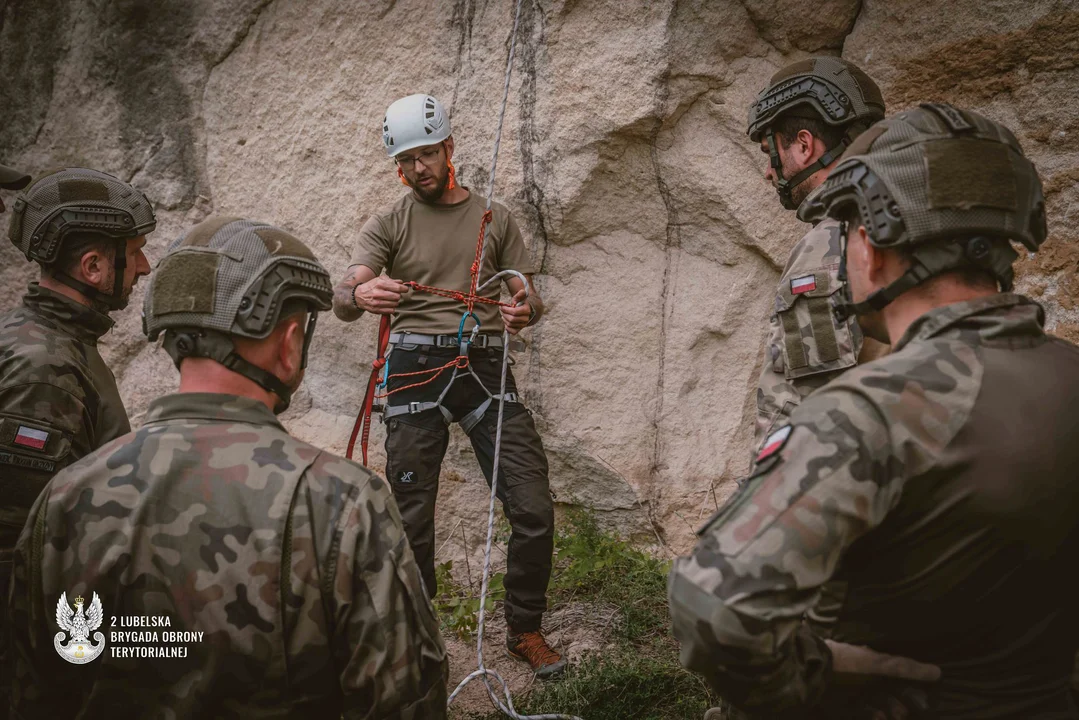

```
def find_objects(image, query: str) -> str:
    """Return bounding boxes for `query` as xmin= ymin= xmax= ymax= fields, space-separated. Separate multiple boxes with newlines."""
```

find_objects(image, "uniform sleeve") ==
xmin=6 ymin=483 xmax=78 ymax=716
xmin=752 ymin=222 xmax=864 ymax=456
xmin=348 ymin=214 xmax=393 ymax=276
xmin=752 ymin=316 xmax=804 ymax=452
xmin=668 ymin=387 xmax=903 ymax=715
xmin=494 ymin=208 xmax=534 ymax=275
xmin=325 ymin=462 xmax=448 ymax=719
xmin=0 ymin=383 xmax=94 ymax=529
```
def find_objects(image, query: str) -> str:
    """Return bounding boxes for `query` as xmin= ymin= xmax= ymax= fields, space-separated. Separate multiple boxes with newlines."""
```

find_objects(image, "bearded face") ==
xmin=396 ymin=142 xmax=451 ymax=202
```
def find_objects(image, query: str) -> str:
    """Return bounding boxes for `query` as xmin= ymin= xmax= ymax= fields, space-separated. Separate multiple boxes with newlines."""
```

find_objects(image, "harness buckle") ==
xmin=435 ymin=335 xmax=458 ymax=348
xmin=408 ymin=401 xmax=423 ymax=414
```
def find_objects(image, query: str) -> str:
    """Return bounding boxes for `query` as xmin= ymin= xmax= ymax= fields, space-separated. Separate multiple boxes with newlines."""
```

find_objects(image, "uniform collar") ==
xmin=893 ymin=293 xmax=1045 ymax=352
xmin=143 ymin=392 xmax=286 ymax=431
xmin=21 ymin=282 xmax=114 ymax=344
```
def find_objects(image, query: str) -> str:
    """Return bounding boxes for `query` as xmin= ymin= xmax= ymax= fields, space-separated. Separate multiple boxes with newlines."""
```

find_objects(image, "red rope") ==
xmin=375 ymin=356 xmax=467 ymax=398
xmin=467 ymin=210 xmax=493 ymax=313
xmin=346 ymin=314 xmax=391 ymax=464
xmin=405 ymin=281 xmax=510 ymax=308
xmin=347 ymin=209 xmax=499 ymax=466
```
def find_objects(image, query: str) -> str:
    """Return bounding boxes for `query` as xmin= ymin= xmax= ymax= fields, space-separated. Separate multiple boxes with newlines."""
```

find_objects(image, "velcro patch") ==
xmin=13 ymin=425 xmax=49 ymax=450
xmin=756 ymin=425 xmax=792 ymax=464
xmin=790 ymin=275 xmax=817 ymax=294
xmin=926 ymin=138 xmax=1018 ymax=211
xmin=152 ymin=251 xmax=220 ymax=315
xmin=0 ymin=450 xmax=55 ymax=473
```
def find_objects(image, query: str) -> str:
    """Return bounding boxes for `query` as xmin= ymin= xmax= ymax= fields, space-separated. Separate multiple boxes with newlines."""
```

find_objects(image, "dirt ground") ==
xmin=446 ymin=601 xmax=619 ymax=717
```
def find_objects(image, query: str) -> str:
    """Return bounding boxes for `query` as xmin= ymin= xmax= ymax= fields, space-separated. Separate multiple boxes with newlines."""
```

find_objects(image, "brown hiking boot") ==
xmin=506 ymin=630 xmax=566 ymax=679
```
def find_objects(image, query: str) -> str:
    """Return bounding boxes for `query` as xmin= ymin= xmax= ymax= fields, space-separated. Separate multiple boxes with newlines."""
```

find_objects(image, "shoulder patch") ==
xmin=0 ymin=416 xmax=70 ymax=462
xmin=790 ymin=274 xmax=817 ymax=294
xmin=14 ymin=425 xmax=50 ymax=450
xmin=756 ymin=424 xmax=792 ymax=463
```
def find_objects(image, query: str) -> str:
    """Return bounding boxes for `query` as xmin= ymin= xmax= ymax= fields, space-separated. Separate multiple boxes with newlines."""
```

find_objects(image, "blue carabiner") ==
xmin=457 ymin=311 xmax=481 ymax=355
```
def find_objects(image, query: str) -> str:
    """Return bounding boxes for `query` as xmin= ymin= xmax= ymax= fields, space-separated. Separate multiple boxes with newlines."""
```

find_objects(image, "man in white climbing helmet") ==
xmin=334 ymin=93 xmax=565 ymax=679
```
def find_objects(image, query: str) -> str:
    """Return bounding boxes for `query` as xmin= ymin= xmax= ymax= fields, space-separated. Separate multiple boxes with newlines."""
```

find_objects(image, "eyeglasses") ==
xmin=395 ymin=146 xmax=442 ymax=170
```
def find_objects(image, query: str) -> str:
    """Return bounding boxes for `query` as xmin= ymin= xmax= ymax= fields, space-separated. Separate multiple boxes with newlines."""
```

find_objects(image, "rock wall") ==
xmin=2 ymin=0 xmax=1077 ymax=556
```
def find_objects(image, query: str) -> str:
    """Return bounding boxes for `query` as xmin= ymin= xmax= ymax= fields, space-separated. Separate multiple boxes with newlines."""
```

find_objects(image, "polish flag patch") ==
xmin=790 ymin=275 xmax=817 ymax=294
xmin=13 ymin=426 xmax=49 ymax=450
xmin=755 ymin=425 xmax=792 ymax=464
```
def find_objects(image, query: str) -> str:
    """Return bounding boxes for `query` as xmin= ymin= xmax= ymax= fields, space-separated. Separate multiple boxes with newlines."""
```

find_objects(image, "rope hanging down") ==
xmin=346 ymin=0 xmax=583 ymax=717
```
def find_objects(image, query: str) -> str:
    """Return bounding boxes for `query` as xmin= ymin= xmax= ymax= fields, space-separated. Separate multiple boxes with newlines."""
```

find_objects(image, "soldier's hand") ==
xmin=860 ymin=684 xmax=933 ymax=720
xmin=500 ymin=288 xmax=531 ymax=335
xmin=826 ymin=640 xmax=941 ymax=683
xmin=353 ymin=276 xmax=409 ymax=315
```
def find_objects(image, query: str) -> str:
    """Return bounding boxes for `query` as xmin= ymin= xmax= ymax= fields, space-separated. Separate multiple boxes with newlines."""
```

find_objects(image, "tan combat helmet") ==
xmin=143 ymin=216 xmax=333 ymax=412
xmin=8 ymin=168 xmax=156 ymax=309
xmin=747 ymin=57 xmax=886 ymax=210
xmin=815 ymin=102 xmax=1047 ymax=321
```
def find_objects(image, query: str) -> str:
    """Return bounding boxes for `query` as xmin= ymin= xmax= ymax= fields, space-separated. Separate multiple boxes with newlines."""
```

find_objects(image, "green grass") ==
xmin=448 ymin=507 xmax=719 ymax=720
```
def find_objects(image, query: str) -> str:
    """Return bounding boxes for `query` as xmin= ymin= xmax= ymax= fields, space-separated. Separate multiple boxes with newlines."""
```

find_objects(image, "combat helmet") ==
xmin=815 ymin=102 xmax=1047 ymax=321
xmin=8 ymin=168 xmax=156 ymax=309
xmin=143 ymin=216 xmax=333 ymax=412
xmin=747 ymin=57 xmax=886 ymax=210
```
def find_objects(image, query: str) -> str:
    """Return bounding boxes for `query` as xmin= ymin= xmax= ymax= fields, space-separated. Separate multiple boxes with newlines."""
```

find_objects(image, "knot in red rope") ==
xmin=372 ymin=357 xmax=386 ymax=370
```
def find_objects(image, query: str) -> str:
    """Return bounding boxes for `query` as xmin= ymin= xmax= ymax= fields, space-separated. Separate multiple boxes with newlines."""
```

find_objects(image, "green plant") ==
xmin=465 ymin=651 xmax=716 ymax=720
xmin=459 ymin=507 xmax=719 ymax=719
xmin=551 ymin=507 xmax=671 ymax=642
xmin=434 ymin=559 xmax=505 ymax=639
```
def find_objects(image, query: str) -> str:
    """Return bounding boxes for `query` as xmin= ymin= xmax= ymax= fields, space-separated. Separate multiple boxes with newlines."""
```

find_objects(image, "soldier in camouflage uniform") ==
xmin=671 ymin=104 xmax=1079 ymax=719
xmin=7 ymin=217 xmax=448 ymax=717
xmin=0 ymin=168 xmax=154 ymax=613
xmin=747 ymin=58 xmax=888 ymax=453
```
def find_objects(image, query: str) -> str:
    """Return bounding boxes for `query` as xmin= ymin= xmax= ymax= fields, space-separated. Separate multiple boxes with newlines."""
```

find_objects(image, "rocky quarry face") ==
xmin=2 ymin=0 xmax=1077 ymax=560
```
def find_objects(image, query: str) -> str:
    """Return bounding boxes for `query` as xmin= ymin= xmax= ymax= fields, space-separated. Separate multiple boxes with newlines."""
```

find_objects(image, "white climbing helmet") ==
xmin=382 ymin=94 xmax=452 ymax=158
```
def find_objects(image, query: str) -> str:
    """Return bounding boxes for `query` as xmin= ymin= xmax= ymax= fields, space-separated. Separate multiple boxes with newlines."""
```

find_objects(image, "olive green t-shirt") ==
xmin=349 ymin=190 xmax=534 ymax=335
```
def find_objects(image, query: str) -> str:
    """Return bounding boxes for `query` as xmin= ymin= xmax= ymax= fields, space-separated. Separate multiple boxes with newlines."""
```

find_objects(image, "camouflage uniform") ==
xmin=671 ymin=295 xmax=1079 ymax=718
xmin=673 ymin=106 xmax=1076 ymax=718
xmin=746 ymin=59 xmax=887 ymax=453
xmin=752 ymin=209 xmax=866 ymax=448
xmin=7 ymin=217 xmax=449 ymax=718
xmin=0 ymin=167 xmax=154 ymax=642
xmin=8 ymin=392 xmax=448 ymax=718
xmin=0 ymin=284 xmax=129 ymax=557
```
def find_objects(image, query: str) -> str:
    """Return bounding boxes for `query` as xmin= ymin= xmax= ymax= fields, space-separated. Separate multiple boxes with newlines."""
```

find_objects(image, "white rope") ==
xmin=446 ymin=0 xmax=582 ymax=718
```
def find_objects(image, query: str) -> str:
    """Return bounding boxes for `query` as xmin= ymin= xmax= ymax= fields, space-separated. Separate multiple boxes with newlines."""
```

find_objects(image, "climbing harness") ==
xmin=345 ymin=1 xmax=583 ymax=717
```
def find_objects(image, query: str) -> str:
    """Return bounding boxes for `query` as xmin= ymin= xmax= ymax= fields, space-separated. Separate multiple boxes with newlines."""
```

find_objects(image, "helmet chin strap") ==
xmin=766 ymin=128 xmax=850 ymax=211
xmin=54 ymin=240 xmax=129 ymax=311
xmin=833 ymin=236 xmax=1018 ymax=324
xmin=163 ymin=314 xmax=318 ymax=414
xmin=164 ymin=329 xmax=296 ymax=413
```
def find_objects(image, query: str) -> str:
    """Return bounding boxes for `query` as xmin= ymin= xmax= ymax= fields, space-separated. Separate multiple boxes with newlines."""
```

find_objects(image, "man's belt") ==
xmin=389 ymin=331 xmax=507 ymax=349
xmin=383 ymin=393 xmax=519 ymax=433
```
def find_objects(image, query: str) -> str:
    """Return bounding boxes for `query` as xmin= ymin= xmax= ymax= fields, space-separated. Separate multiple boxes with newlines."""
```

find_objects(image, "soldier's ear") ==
xmin=80 ymin=248 xmax=107 ymax=286
xmin=853 ymin=227 xmax=890 ymax=283
xmin=795 ymin=128 xmax=817 ymax=164
xmin=276 ymin=314 xmax=306 ymax=378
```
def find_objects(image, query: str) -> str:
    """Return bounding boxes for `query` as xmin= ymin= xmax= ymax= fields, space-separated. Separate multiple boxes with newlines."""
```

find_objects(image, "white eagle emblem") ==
xmin=54 ymin=591 xmax=105 ymax=664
